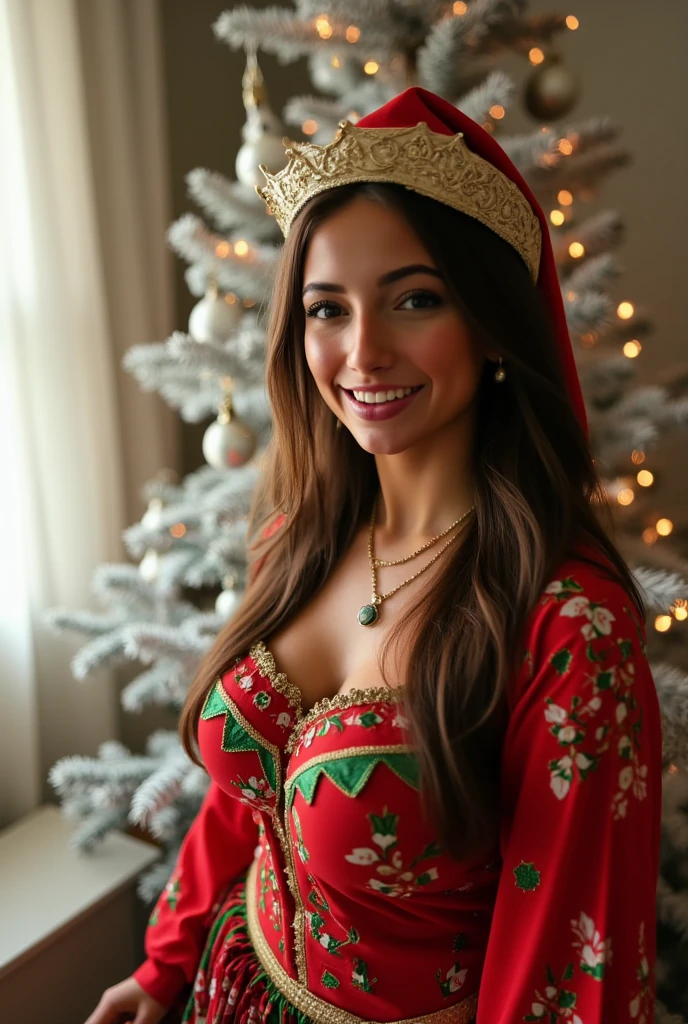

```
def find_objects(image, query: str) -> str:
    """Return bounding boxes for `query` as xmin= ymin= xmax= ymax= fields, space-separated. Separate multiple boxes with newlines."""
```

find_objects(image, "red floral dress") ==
xmin=133 ymin=552 xmax=661 ymax=1024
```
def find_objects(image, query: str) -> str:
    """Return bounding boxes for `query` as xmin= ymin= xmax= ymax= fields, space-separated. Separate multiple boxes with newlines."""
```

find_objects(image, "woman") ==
xmin=87 ymin=87 xmax=661 ymax=1024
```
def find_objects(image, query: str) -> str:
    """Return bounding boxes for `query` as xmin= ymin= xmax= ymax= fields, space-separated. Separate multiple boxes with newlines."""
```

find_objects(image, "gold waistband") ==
xmin=245 ymin=857 xmax=478 ymax=1024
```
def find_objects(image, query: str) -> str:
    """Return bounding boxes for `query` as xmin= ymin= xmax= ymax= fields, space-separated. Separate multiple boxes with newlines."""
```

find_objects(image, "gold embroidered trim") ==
xmin=256 ymin=119 xmax=541 ymax=282
xmin=250 ymin=640 xmax=305 ymax=720
xmin=285 ymin=744 xmax=417 ymax=801
xmin=286 ymin=688 xmax=406 ymax=755
xmin=246 ymin=858 xmax=478 ymax=1024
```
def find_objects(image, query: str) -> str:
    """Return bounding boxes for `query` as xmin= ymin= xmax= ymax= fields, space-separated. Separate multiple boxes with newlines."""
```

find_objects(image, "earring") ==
xmin=494 ymin=356 xmax=506 ymax=383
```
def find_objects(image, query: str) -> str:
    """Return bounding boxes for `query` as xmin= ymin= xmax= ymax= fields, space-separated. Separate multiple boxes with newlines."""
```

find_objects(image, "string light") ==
xmin=224 ymin=293 xmax=238 ymax=306
xmin=233 ymin=240 xmax=249 ymax=257
xmin=243 ymin=298 xmax=256 ymax=308
xmin=315 ymin=16 xmax=332 ymax=39
xmin=569 ymin=242 xmax=585 ymax=258
xmin=364 ymin=60 xmax=379 ymax=74
xmin=657 ymin=518 xmax=674 ymax=536
xmin=617 ymin=488 xmax=634 ymax=506
xmin=215 ymin=241 xmax=230 ymax=258
xmin=623 ymin=340 xmax=642 ymax=358
xmin=302 ymin=119 xmax=318 ymax=135
xmin=345 ymin=25 xmax=360 ymax=43
xmin=637 ymin=470 xmax=654 ymax=487
xmin=170 ymin=523 xmax=187 ymax=538
xmin=566 ymin=15 xmax=580 ymax=30
xmin=453 ymin=1 xmax=468 ymax=13
xmin=550 ymin=210 xmax=565 ymax=226
xmin=330 ymin=56 xmax=341 ymax=68
xmin=642 ymin=527 xmax=658 ymax=545
xmin=655 ymin=615 xmax=672 ymax=633
xmin=489 ymin=104 xmax=506 ymax=119
xmin=617 ymin=301 xmax=634 ymax=319
xmin=529 ymin=47 xmax=545 ymax=64
xmin=482 ymin=121 xmax=494 ymax=133
xmin=631 ymin=450 xmax=646 ymax=464
xmin=558 ymin=139 xmax=574 ymax=156
xmin=674 ymin=606 xmax=688 ymax=621
xmin=558 ymin=190 xmax=573 ymax=205
xmin=581 ymin=332 xmax=596 ymax=348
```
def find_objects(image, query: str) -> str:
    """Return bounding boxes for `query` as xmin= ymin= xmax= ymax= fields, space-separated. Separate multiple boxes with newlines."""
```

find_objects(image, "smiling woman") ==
xmin=124 ymin=87 xmax=661 ymax=1024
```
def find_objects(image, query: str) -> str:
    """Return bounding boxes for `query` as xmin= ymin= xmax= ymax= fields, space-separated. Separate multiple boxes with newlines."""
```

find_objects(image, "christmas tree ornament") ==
xmin=138 ymin=548 xmax=160 ymax=583
xmin=524 ymin=54 xmax=580 ymax=121
xmin=235 ymin=48 xmax=288 ymax=193
xmin=215 ymin=574 xmax=243 ymax=619
xmin=141 ymin=497 xmax=164 ymax=530
xmin=188 ymin=278 xmax=243 ymax=342
xmin=203 ymin=387 xmax=257 ymax=470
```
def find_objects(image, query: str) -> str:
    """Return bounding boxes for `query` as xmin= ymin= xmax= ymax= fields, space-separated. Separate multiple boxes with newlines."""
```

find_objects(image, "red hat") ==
xmin=356 ymin=87 xmax=588 ymax=439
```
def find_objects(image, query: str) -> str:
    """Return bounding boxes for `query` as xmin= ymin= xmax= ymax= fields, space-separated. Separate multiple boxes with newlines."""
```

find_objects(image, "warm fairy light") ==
xmin=331 ymin=56 xmax=341 ymax=68
xmin=482 ymin=121 xmax=494 ymax=133
xmin=550 ymin=210 xmax=565 ymax=226
xmin=243 ymin=298 xmax=256 ymax=308
xmin=529 ymin=47 xmax=545 ymax=64
xmin=170 ymin=523 xmax=187 ymax=538
xmin=637 ymin=470 xmax=654 ymax=487
xmin=315 ymin=16 xmax=332 ymax=39
xmin=224 ymin=292 xmax=237 ymax=305
xmin=656 ymin=518 xmax=674 ymax=536
xmin=642 ymin=526 xmax=658 ymax=545
xmin=668 ymin=763 xmax=679 ymax=774
xmin=233 ymin=240 xmax=249 ymax=257
xmin=617 ymin=488 xmax=634 ymax=506
xmin=453 ymin=1 xmax=468 ymax=13
xmin=346 ymin=25 xmax=360 ymax=43
xmin=631 ymin=450 xmax=645 ymax=464
xmin=489 ymin=104 xmax=506 ymax=119
xmin=302 ymin=119 xmax=318 ymax=135
xmin=566 ymin=290 xmax=577 ymax=301
xmin=215 ymin=241 xmax=230 ymax=258
xmin=364 ymin=60 xmax=379 ymax=74
xmin=617 ymin=301 xmax=634 ymax=319
xmin=558 ymin=139 xmax=574 ymax=155
xmin=623 ymin=340 xmax=642 ymax=358
xmin=569 ymin=242 xmax=585 ymax=258
xmin=566 ymin=15 xmax=580 ymax=30
xmin=674 ymin=605 xmax=688 ymax=621
xmin=655 ymin=615 xmax=672 ymax=633
xmin=581 ymin=332 xmax=596 ymax=348
xmin=558 ymin=189 xmax=573 ymax=206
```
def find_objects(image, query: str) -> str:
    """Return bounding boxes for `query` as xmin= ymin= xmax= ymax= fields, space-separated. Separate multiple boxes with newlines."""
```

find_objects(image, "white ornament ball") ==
xmin=236 ymin=134 xmax=288 ymax=191
xmin=141 ymin=499 xmax=164 ymax=529
xmin=139 ymin=549 xmax=160 ymax=582
xmin=203 ymin=416 xmax=257 ymax=470
xmin=189 ymin=292 xmax=243 ymax=343
xmin=215 ymin=587 xmax=243 ymax=620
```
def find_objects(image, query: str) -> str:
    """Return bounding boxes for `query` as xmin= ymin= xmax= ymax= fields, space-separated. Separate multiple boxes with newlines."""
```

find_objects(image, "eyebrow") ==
xmin=302 ymin=263 xmax=443 ymax=297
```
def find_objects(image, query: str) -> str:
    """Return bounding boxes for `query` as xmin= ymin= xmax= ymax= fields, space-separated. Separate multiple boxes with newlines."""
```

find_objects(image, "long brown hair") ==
xmin=179 ymin=182 xmax=646 ymax=860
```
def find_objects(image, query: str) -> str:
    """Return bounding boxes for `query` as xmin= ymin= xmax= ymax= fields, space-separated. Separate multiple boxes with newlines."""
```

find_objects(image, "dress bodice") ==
xmin=198 ymin=640 xmax=495 ymax=1020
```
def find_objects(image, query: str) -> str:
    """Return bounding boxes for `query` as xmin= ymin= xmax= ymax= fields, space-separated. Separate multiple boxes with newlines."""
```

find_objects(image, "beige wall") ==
xmin=159 ymin=0 xmax=688 ymax=507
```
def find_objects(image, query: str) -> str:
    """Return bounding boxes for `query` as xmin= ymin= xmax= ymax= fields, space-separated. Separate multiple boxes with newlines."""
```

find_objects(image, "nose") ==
xmin=345 ymin=309 xmax=394 ymax=376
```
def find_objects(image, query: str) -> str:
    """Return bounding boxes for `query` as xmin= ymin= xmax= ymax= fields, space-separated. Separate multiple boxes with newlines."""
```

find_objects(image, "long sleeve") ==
xmin=476 ymin=566 xmax=662 ymax=1023
xmin=132 ymin=780 xmax=259 ymax=1009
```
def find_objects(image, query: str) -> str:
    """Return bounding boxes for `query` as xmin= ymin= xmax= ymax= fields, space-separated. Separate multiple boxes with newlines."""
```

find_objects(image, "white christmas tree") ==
xmin=46 ymin=2 xmax=688 ymax=1016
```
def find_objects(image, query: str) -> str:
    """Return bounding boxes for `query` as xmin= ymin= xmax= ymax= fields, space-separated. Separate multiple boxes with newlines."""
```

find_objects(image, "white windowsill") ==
xmin=0 ymin=803 xmax=160 ymax=978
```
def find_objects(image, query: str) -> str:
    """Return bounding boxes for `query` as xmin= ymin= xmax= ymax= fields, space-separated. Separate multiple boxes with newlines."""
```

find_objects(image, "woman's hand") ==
xmin=83 ymin=976 xmax=169 ymax=1024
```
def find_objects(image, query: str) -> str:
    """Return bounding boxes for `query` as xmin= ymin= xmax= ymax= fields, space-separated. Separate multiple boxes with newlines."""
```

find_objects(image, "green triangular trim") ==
xmin=201 ymin=681 xmax=228 ymax=720
xmin=200 ymin=681 xmax=277 ymax=792
xmin=290 ymin=753 xmax=418 ymax=807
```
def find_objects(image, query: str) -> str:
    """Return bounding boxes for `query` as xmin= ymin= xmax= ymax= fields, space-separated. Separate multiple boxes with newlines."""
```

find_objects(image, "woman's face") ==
xmin=301 ymin=196 xmax=495 ymax=456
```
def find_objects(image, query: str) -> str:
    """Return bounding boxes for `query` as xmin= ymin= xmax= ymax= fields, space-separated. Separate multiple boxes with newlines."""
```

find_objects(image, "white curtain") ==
xmin=0 ymin=0 xmax=178 ymax=828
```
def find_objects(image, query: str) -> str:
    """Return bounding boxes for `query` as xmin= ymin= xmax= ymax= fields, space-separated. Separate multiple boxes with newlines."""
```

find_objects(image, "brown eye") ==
xmin=306 ymin=300 xmax=342 ymax=319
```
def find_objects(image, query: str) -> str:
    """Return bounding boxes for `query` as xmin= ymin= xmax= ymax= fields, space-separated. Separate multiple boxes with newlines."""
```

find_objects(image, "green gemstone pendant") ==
xmin=357 ymin=603 xmax=379 ymax=626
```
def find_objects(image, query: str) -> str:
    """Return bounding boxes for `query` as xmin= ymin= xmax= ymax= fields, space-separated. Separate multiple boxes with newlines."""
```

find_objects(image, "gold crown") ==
xmin=256 ymin=119 xmax=542 ymax=282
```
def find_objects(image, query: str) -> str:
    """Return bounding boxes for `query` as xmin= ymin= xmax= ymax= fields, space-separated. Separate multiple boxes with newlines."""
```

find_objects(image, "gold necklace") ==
xmin=357 ymin=494 xmax=475 ymax=626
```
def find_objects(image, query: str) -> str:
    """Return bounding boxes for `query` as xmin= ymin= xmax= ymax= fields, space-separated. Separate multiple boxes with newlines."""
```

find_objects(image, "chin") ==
xmin=348 ymin=429 xmax=416 ymax=456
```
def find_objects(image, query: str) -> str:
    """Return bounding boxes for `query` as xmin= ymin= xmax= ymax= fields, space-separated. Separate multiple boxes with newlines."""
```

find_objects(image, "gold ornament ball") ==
xmin=524 ymin=57 xmax=580 ymax=121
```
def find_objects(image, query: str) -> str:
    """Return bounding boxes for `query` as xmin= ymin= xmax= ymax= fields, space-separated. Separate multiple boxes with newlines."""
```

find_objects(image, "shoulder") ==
xmin=511 ymin=550 xmax=650 ymax=711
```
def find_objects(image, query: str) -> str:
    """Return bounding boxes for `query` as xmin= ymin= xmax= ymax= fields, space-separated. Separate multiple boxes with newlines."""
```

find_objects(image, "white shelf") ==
xmin=0 ymin=803 xmax=160 ymax=977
